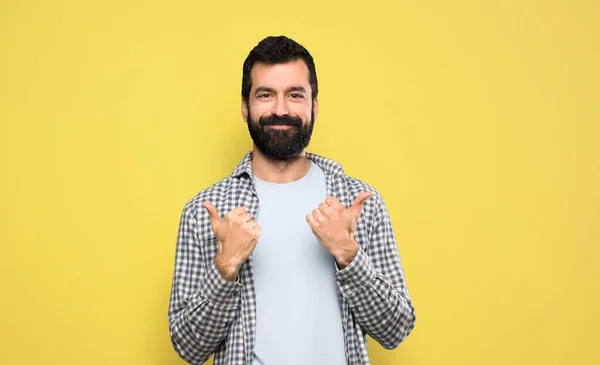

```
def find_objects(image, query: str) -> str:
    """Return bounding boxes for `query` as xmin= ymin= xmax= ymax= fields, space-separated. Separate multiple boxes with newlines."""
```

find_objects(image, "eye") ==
xmin=289 ymin=93 xmax=305 ymax=99
xmin=257 ymin=93 xmax=270 ymax=98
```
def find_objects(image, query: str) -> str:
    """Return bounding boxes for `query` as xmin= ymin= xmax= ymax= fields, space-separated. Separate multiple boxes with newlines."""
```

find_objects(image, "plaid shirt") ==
xmin=168 ymin=151 xmax=416 ymax=365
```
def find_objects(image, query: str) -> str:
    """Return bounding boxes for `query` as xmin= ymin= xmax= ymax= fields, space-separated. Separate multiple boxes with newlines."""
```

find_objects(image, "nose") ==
xmin=273 ymin=95 xmax=289 ymax=116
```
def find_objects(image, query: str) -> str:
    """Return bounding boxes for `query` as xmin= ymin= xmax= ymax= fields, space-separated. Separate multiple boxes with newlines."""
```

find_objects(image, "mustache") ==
xmin=259 ymin=114 xmax=303 ymax=128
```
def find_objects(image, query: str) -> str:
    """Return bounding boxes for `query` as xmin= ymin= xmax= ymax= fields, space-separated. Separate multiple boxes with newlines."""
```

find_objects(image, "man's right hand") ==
xmin=201 ymin=202 xmax=262 ymax=281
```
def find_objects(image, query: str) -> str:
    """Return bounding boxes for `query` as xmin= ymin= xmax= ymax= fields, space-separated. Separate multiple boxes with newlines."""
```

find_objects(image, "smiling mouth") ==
xmin=266 ymin=125 xmax=295 ymax=129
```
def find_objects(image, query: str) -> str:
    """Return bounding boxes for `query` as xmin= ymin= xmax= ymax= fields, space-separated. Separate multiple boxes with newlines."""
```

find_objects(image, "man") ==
xmin=168 ymin=35 xmax=416 ymax=365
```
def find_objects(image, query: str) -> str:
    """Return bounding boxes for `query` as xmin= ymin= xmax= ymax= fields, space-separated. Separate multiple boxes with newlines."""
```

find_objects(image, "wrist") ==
xmin=215 ymin=252 xmax=240 ymax=281
xmin=334 ymin=239 xmax=359 ymax=269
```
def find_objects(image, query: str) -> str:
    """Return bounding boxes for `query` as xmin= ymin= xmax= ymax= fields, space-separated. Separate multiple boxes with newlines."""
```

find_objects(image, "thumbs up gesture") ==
xmin=306 ymin=191 xmax=374 ymax=269
xmin=202 ymin=202 xmax=262 ymax=281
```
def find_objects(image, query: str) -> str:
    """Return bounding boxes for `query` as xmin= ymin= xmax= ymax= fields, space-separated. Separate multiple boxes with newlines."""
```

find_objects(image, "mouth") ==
xmin=265 ymin=125 xmax=295 ymax=130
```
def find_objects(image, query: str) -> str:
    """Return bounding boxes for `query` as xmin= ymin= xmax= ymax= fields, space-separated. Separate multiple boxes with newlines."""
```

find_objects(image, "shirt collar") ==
xmin=231 ymin=151 xmax=345 ymax=179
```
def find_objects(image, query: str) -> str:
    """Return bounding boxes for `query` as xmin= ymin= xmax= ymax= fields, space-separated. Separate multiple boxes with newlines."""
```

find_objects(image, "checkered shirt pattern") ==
xmin=168 ymin=151 xmax=416 ymax=365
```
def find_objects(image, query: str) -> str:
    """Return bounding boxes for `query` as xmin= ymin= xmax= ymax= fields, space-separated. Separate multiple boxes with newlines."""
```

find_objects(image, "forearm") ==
xmin=169 ymin=261 xmax=242 ymax=364
xmin=336 ymin=248 xmax=416 ymax=349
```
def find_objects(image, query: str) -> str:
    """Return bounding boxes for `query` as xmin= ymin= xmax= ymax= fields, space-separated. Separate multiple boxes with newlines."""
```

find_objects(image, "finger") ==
xmin=325 ymin=196 xmax=344 ymax=211
xmin=244 ymin=219 xmax=258 ymax=229
xmin=236 ymin=212 xmax=253 ymax=223
xmin=242 ymin=221 xmax=256 ymax=230
xmin=201 ymin=201 xmax=221 ymax=225
xmin=306 ymin=213 xmax=318 ymax=228
xmin=312 ymin=209 xmax=326 ymax=223
xmin=227 ymin=206 xmax=247 ymax=219
xmin=349 ymin=191 xmax=374 ymax=220
xmin=318 ymin=202 xmax=333 ymax=215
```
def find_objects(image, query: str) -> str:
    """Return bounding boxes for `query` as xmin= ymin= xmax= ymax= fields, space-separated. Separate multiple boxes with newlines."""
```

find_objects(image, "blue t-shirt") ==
xmin=251 ymin=160 xmax=346 ymax=365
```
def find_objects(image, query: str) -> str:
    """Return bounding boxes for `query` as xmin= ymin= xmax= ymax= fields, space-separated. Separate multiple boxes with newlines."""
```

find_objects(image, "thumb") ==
xmin=201 ymin=201 xmax=221 ymax=230
xmin=349 ymin=191 xmax=374 ymax=220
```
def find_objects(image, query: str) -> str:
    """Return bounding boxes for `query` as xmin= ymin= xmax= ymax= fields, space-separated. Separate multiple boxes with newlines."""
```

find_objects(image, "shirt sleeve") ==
xmin=335 ymin=193 xmax=416 ymax=349
xmin=168 ymin=203 xmax=242 ymax=364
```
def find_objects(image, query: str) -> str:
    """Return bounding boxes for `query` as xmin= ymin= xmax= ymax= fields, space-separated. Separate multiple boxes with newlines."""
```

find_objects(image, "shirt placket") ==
xmin=240 ymin=176 xmax=260 ymax=365
xmin=325 ymin=173 xmax=352 ymax=365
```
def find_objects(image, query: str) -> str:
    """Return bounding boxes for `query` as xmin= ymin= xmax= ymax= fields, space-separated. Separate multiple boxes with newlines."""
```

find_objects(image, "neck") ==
xmin=250 ymin=146 xmax=311 ymax=183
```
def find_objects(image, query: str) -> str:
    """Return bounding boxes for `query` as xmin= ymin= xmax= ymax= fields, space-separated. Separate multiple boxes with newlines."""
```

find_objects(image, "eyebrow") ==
xmin=254 ymin=86 xmax=308 ymax=95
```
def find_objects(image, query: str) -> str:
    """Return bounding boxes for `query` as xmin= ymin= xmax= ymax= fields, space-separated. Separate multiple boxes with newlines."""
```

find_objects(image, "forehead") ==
xmin=250 ymin=59 xmax=311 ymax=90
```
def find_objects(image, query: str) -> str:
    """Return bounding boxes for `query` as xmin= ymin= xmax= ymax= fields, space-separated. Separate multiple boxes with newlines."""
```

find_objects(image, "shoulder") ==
xmin=180 ymin=175 xmax=235 ymax=220
xmin=310 ymin=151 xmax=389 ymax=222
xmin=339 ymin=173 xmax=388 ymax=225
xmin=342 ymin=174 xmax=380 ymax=197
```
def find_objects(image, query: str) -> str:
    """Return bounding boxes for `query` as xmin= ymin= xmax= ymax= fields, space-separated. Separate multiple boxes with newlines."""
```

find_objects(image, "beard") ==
xmin=246 ymin=109 xmax=315 ymax=160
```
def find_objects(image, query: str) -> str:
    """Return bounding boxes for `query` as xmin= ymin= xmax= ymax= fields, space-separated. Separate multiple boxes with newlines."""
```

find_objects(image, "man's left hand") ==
xmin=306 ymin=191 xmax=373 ymax=269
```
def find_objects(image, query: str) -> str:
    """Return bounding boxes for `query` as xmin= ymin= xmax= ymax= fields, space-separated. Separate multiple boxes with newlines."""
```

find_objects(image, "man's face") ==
xmin=243 ymin=59 xmax=318 ymax=160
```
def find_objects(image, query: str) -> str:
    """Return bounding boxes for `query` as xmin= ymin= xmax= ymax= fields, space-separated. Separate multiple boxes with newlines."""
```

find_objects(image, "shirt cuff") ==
xmin=335 ymin=247 xmax=375 ymax=298
xmin=201 ymin=261 xmax=243 ymax=307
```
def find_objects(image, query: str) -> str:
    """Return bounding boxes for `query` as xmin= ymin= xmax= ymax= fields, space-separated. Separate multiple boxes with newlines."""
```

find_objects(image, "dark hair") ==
xmin=241 ymin=36 xmax=318 ymax=104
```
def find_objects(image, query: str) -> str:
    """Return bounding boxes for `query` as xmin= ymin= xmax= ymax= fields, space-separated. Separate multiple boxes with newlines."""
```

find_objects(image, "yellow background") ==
xmin=1 ymin=1 xmax=598 ymax=364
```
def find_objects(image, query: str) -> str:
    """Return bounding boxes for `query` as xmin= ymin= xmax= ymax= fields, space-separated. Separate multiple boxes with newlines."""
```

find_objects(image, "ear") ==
xmin=241 ymin=97 xmax=248 ymax=123
xmin=312 ymin=98 xmax=319 ymax=120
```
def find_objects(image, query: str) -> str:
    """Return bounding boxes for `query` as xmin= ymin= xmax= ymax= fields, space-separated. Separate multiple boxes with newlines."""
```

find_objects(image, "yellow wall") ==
xmin=1 ymin=1 xmax=598 ymax=364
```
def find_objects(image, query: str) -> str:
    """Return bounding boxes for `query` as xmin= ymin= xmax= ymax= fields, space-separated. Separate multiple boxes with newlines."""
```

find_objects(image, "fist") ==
xmin=202 ymin=202 xmax=262 ymax=280
xmin=306 ymin=191 xmax=373 ymax=268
